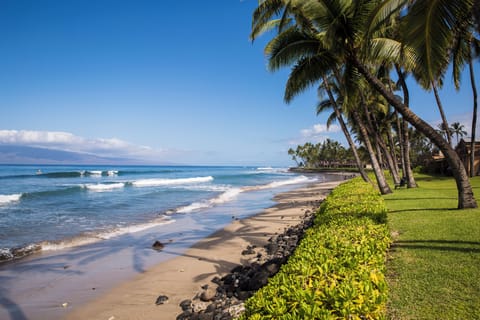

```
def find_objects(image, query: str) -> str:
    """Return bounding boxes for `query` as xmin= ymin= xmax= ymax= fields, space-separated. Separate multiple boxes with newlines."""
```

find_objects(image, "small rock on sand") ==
xmin=155 ymin=295 xmax=169 ymax=305
xmin=152 ymin=240 xmax=165 ymax=250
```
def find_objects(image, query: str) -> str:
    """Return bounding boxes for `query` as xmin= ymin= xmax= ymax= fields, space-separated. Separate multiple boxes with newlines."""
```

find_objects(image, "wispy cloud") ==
xmin=289 ymin=123 xmax=341 ymax=145
xmin=0 ymin=130 xmax=164 ymax=160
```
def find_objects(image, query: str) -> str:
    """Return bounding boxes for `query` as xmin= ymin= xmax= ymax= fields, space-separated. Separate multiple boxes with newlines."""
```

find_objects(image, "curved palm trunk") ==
xmin=352 ymin=109 xmax=392 ymax=194
xmin=362 ymin=102 xmax=401 ymax=184
xmin=354 ymin=56 xmax=476 ymax=208
xmin=380 ymin=131 xmax=401 ymax=184
xmin=374 ymin=133 xmax=400 ymax=184
xmin=387 ymin=125 xmax=401 ymax=175
xmin=395 ymin=65 xmax=417 ymax=188
xmin=374 ymin=139 xmax=385 ymax=169
xmin=340 ymin=113 xmax=371 ymax=182
xmin=432 ymin=81 xmax=453 ymax=146
xmin=322 ymin=76 xmax=371 ymax=183
xmin=469 ymin=58 xmax=478 ymax=177
xmin=395 ymin=110 xmax=407 ymax=175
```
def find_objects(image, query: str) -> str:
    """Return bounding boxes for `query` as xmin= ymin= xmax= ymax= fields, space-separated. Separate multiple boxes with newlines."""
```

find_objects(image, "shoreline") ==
xmin=64 ymin=178 xmax=345 ymax=320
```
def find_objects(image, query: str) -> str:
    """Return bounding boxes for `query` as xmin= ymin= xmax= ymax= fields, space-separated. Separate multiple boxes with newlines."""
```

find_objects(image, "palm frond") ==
xmin=316 ymin=99 xmax=334 ymax=115
xmin=451 ymin=32 xmax=470 ymax=90
xmin=265 ymin=27 xmax=322 ymax=71
xmin=365 ymin=0 xmax=407 ymax=39
xmin=326 ymin=111 xmax=338 ymax=128
xmin=251 ymin=0 xmax=287 ymax=40
xmin=284 ymin=53 xmax=338 ymax=103
xmin=368 ymin=38 xmax=417 ymax=70
xmin=404 ymin=0 xmax=474 ymax=88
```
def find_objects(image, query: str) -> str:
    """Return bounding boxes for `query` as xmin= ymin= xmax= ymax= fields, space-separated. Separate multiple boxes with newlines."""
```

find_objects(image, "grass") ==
xmin=384 ymin=174 xmax=480 ymax=319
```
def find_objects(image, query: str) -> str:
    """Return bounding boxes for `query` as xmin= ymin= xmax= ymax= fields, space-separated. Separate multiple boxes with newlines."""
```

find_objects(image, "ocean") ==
xmin=0 ymin=165 xmax=319 ymax=262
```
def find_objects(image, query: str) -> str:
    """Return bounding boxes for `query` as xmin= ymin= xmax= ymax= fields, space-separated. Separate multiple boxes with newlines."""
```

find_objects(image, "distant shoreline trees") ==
xmin=288 ymin=139 xmax=356 ymax=169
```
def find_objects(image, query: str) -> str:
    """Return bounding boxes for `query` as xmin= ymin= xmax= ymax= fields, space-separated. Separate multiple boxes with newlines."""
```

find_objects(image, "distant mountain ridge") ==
xmin=0 ymin=145 xmax=155 ymax=165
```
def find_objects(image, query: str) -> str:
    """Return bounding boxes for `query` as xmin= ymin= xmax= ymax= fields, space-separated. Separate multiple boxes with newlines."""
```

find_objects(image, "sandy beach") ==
xmin=64 ymin=179 xmax=345 ymax=320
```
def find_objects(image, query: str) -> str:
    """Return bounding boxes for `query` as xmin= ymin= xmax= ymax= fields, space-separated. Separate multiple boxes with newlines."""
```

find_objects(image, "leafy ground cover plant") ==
xmin=240 ymin=178 xmax=391 ymax=319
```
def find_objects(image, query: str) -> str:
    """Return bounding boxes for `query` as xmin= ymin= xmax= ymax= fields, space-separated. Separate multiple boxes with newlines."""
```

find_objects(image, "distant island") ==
xmin=0 ymin=145 xmax=165 ymax=165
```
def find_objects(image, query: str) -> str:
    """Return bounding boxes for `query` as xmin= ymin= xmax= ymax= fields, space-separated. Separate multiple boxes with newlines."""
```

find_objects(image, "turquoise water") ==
xmin=0 ymin=165 xmax=316 ymax=261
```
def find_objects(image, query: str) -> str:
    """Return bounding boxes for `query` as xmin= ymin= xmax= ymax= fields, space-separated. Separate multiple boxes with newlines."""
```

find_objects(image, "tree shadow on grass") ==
xmin=388 ymin=207 xmax=456 ymax=214
xmin=384 ymin=197 xmax=457 ymax=202
xmin=392 ymin=240 xmax=480 ymax=253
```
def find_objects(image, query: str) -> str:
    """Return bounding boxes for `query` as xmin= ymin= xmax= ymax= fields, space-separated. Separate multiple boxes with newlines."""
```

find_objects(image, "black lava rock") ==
xmin=175 ymin=208 xmax=318 ymax=319
xmin=155 ymin=295 xmax=169 ymax=305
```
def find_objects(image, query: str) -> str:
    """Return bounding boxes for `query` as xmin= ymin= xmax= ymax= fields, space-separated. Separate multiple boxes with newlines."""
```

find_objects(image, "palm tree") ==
xmin=288 ymin=147 xmax=300 ymax=166
xmin=317 ymin=75 xmax=371 ymax=182
xmin=354 ymin=86 xmax=401 ymax=185
xmin=394 ymin=65 xmax=417 ymax=187
xmin=451 ymin=20 xmax=479 ymax=177
xmin=451 ymin=122 xmax=468 ymax=145
xmin=437 ymin=123 xmax=453 ymax=142
xmin=251 ymin=0 xmax=477 ymax=208
xmin=350 ymin=0 xmax=476 ymax=208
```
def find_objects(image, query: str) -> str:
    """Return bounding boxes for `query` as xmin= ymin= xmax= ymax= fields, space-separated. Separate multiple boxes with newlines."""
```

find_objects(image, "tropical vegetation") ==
xmin=239 ymin=178 xmax=391 ymax=319
xmin=238 ymin=175 xmax=480 ymax=319
xmin=251 ymin=0 xmax=479 ymax=209
xmin=288 ymin=139 xmax=355 ymax=169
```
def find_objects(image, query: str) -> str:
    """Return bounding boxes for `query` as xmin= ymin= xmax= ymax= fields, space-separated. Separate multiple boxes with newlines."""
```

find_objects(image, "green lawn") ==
xmin=384 ymin=175 xmax=480 ymax=319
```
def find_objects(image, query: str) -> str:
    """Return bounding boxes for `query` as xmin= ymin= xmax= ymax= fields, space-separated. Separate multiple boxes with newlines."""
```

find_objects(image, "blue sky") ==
xmin=0 ymin=0 xmax=478 ymax=166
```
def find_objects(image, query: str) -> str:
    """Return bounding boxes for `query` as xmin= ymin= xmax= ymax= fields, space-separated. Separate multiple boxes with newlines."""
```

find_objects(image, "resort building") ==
xmin=455 ymin=138 xmax=480 ymax=176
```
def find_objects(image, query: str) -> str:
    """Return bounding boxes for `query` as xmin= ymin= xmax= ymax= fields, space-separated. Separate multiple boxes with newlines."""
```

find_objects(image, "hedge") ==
xmin=239 ymin=178 xmax=391 ymax=319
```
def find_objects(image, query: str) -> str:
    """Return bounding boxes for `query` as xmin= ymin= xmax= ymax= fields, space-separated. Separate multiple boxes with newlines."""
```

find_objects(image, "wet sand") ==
xmin=64 ymin=179 xmax=344 ymax=320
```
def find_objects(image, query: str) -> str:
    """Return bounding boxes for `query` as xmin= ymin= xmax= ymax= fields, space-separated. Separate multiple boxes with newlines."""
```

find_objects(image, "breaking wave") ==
xmin=173 ymin=175 xmax=316 ymax=214
xmin=83 ymin=183 xmax=125 ymax=192
xmin=0 ymin=193 xmax=22 ymax=205
xmin=131 ymin=176 xmax=214 ymax=187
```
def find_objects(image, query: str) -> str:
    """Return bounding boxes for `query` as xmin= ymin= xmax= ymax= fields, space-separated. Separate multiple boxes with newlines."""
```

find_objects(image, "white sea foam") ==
xmin=178 ymin=184 xmax=230 ymax=192
xmin=263 ymin=175 xmax=316 ymax=188
xmin=174 ymin=176 xmax=315 ymax=214
xmin=244 ymin=175 xmax=317 ymax=192
xmin=255 ymin=167 xmax=289 ymax=174
xmin=0 ymin=193 xmax=22 ymax=205
xmin=0 ymin=248 xmax=14 ymax=260
xmin=87 ymin=170 xmax=103 ymax=177
xmin=176 ymin=188 xmax=243 ymax=213
xmin=132 ymin=176 xmax=214 ymax=187
xmin=106 ymin=170 xmax=118 ymax=176
xmin=84 ymin=183 xmax=125 ymax=192
xmin=41 ymin=218 xmax=175 ymax=251
xmin=96 ymin=218 xmax=176 ymax=239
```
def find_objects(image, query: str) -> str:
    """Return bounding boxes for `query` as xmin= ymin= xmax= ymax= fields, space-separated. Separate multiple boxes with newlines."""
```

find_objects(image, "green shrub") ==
xmin=317 ymin=179 xmax=387 ymax=223
xmin=239 ymin=178 xmax=391 ymax=319
xmin=412 ymin=165 xmax=424 ymax=174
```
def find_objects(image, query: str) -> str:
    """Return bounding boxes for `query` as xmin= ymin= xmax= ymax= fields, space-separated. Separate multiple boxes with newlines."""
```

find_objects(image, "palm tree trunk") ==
xmin=395 ymin=65 xmax=417 ymax=188
xmin=377 ymin=133 xmax=401 ymax=184
xmin=395 ymin=110 xmax=407 ymax=176
xmin=353 ymin=55 xmax=476 ymax=208
xmin=351 ymin=109 xmax=392 ymax=194
xmin=361 ymin=102 xmax=401 ymax=184
xmin=469 ymin=58 xmax=478 ymax=177
xmin=322 ymin=76 xmax=371 ymax=183
xmin=386 ymin=126 xmax=401 ymax=182
xmin=374 ymin=139 xmax=385 ymax=169
xmin=432 ymin=81 xmax=453 ymax=146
